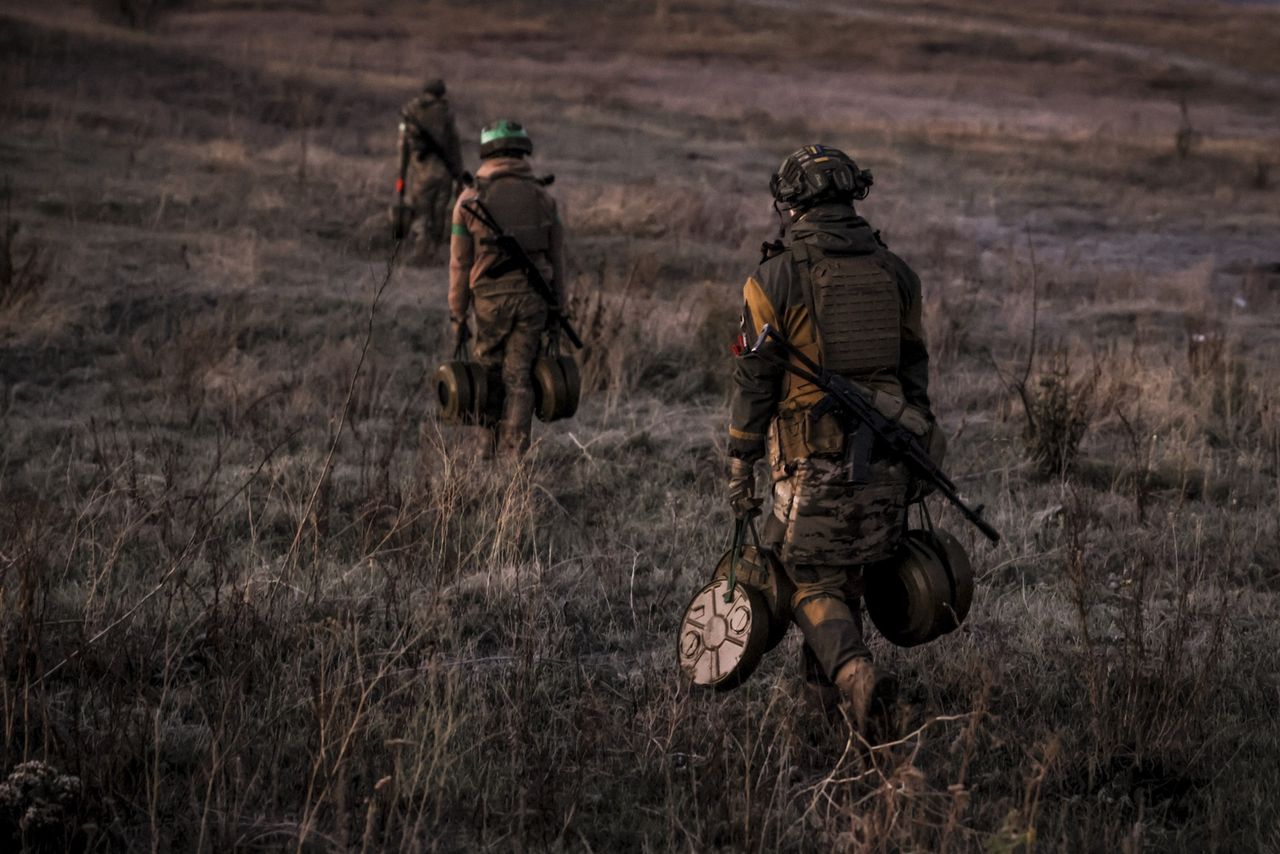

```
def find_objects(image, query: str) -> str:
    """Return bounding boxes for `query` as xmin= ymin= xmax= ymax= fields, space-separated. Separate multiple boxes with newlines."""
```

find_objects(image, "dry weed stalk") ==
xmin=1174 ymin=98 xmax=1199 ymax=160
xmin=0 ymin=214 xmax=48 ymax=314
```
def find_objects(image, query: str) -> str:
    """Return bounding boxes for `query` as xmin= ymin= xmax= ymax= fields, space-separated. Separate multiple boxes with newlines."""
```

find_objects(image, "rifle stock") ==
xmin=748 ymin=324 xmax=1001 ymax=543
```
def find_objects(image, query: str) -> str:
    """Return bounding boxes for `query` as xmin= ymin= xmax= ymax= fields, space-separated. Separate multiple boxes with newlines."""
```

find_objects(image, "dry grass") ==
xmin=1 ymin=0 xmax=1278 ymax=850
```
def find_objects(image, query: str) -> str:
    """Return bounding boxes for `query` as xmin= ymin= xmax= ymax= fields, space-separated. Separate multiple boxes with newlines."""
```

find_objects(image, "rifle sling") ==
xmin=465 ymin=201 xmax=550 ymax=295
xmin=402 ymin=111 xmax=463 ymax=181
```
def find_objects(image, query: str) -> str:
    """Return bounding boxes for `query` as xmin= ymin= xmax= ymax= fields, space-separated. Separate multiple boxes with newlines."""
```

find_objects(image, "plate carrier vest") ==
xmin=474 ymin=173 xmax=554 ymax=281
xmin=772 ymin=241 xmax=904 ymax=462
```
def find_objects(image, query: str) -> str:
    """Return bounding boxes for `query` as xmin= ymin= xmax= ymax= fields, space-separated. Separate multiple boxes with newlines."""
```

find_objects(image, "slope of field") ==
xmin=1 ymin=0 xmax=1278 ymax=850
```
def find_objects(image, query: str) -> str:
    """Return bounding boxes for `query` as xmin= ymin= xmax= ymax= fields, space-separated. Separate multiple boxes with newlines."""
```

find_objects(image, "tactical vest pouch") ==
xmin=774 ymin=408 xmax=805 ymax=464
xmin=767 ymin=419 xmax=786 ymax=481
xmin=809 ymin=254 xmax=901 ymax=380
xmin=805 ymin=410 xmax=846 ymax=457
xmin=774 ymin=406 xmax=845 ymax=464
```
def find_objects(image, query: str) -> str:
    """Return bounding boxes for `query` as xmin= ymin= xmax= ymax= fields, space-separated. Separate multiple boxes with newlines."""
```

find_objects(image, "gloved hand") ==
xmin=907 ymin=420 xmax=946 ymax=502
xmin=728 ymin=457 xmax=761 ymax=519
xmin=450 ymin=316 xmax=470 ymax=354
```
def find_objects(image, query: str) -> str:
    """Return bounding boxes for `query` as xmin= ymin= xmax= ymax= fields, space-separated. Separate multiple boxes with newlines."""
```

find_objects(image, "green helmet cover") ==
xmin=480 ymin=119 xmax=533 ymax=158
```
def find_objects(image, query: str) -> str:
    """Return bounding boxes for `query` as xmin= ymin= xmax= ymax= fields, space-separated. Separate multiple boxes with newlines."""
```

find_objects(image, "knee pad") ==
xmin=794 ymin=592 xmax=852 ymax=626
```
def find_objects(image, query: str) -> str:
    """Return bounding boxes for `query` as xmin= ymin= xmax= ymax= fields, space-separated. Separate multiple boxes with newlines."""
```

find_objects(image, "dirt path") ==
xmin=746 ymin=0 xmax=1280 ymax=95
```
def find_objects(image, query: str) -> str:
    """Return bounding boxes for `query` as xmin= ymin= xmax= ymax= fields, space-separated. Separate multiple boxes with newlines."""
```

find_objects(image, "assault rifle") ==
xmin=748 ymin=324 xmax=1001 ymax=543
xmin=462 ymin=198 xmax=583 ymax=350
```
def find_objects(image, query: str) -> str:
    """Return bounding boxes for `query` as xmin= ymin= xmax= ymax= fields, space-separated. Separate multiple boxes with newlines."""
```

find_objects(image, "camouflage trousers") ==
xmin=771 ymin=454 xmax=910 ymax=680
xmin=472 ymin=289 xmax=547 ymax=457
xmin=408 ymin=162 xmax=453 ymax=260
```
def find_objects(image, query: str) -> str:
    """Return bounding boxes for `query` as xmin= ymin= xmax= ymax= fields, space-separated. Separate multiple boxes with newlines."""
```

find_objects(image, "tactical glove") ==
xmin=907 ymin=420 xmax=947 ymax=502
xmin=450 ymin=316 xmax=470 ymax=355
xmin=727 ymin=456 xmax=762 ymax=519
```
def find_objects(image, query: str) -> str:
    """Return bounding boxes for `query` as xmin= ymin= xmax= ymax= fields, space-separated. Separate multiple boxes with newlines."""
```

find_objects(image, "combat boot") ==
xmin=834 ymin=657 xmax=899 ymax=744
xmin=800 ymin=643 xmax=842 ymax=724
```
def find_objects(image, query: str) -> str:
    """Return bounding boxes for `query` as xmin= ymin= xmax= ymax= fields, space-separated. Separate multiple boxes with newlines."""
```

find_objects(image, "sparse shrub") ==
xmin=567 ymin=284 xmax=628 ymax=394
xmin=1178 ymin=320 xmax=1263 ymax=443
xmin=0 ymin=761 xmax=84 ymax=852
xmin=1017 ymin=351 xmax=1100 ymax=476
xmin=566 ymin=271 xmax=729 ymax=405
xmin=1184 ymin=316 xmax=1225 ymax=378
xmin=1202 ymin=353 xmax=1256 ymax=439
xmin=923 ymin=285 xmax=977 ymax=362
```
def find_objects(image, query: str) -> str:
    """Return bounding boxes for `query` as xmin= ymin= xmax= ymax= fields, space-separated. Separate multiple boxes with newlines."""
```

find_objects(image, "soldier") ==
xmin=727 ymin=145 xmax=938 ymax=740
xmin=449 ymin=120 xmax=565 ymax=457
xmin=399 ymin=78 xmax=465 ymax=263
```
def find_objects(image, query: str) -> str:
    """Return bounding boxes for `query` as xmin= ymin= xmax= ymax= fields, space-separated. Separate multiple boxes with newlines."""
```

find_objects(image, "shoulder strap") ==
xmin=403 ymin=108 xmax=465 ymax=180
xmin=789 ymin=241 xmax=826 ymax=364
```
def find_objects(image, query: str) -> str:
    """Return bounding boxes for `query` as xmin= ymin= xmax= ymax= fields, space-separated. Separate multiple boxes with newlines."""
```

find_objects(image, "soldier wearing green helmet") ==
xmin=728 ymin=144 xmax=942 ymax=740
xmin=449 ymin=120 xmax=565 ymax=457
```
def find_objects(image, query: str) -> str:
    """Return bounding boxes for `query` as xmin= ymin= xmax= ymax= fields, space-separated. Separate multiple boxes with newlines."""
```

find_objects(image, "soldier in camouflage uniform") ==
xmin=449 ymin=120 xmax=565 ymax=457
xmin=728 ymin=145 xmax=938 ymax=739
xmin=400 ymin=78 xmax=465 ymax=263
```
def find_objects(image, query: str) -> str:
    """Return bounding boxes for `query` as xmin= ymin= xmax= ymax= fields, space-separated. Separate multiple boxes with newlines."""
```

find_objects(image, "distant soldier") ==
xmin=449 ymin=120 xmax=565 ymax=457
xmin=727 ymin=145 xmax=940 ymax=739
xmin=397 ymin=78 xmax=465 ymax=263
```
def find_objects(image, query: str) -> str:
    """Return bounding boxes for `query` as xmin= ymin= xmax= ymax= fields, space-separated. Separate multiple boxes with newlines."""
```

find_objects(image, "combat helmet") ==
xmin=769 ymin=144 xmax=873 ymax=210
xmin=480 ymin=119 xmax=533 ymax=159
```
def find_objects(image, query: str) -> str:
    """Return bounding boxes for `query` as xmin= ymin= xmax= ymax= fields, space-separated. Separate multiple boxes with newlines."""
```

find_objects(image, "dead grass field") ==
xmin=1 ymin=0 xmax=1279 ymax=850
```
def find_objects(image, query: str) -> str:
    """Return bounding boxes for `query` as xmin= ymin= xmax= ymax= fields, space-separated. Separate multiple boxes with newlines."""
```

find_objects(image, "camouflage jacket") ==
xmin=401 ymin=94 xmax=463 ymax=178
xmin=448 ymin=157 xmax=565 ymax=321
xmin=728 ymin=206 xmax=931 ymax=464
